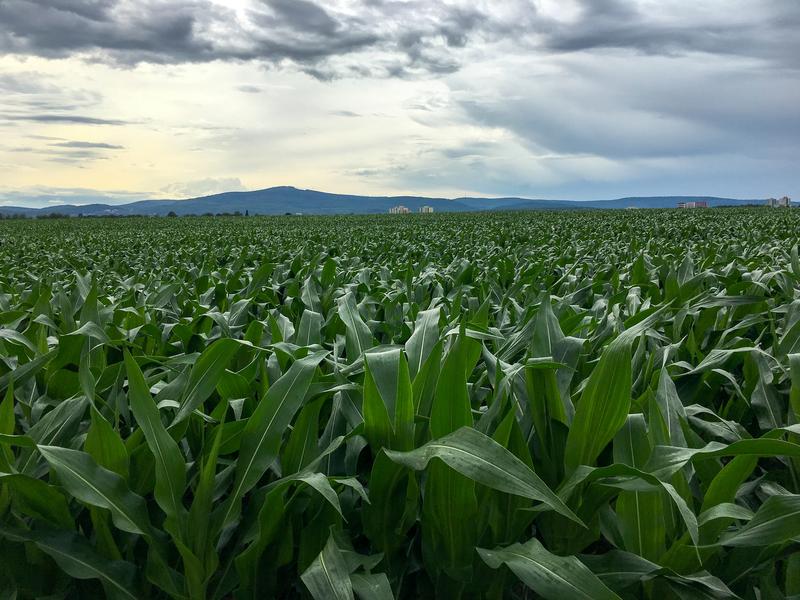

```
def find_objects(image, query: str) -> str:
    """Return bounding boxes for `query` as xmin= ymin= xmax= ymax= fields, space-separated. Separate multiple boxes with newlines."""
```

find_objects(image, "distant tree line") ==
xmin=0 ymin=210 xmax=254 ymax=220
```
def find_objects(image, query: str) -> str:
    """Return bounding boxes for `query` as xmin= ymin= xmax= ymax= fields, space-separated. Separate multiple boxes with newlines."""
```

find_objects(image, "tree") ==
xmin=167 ymin=211 xmax=178 ymax=217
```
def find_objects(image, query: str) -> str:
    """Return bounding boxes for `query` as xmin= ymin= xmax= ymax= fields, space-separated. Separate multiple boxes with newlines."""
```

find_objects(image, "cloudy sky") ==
xmin=0 ymin=0 xmax=798 ymax=207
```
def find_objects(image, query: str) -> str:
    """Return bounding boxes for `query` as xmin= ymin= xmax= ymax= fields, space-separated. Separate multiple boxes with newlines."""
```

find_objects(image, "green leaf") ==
xmin=580 ymin=550 xmax=735 ymax=597
xmin=301 ymin=534 xmax=355 ymax=600
xmin=613 ymin=414 xmax=665 ymax=561
xmin=19 ymin=395 xmax=89 ymax=474
xmin=0 ymin=327 xmax=38 ymax=353
xmin=265 ymin=470 xmax=345 ymax=518
xmin=337 ymin=293 xmax=374 ymax=362
xmin=187 ymin=417 xmax=224 ymax=571
xmin=85 ymin=405 xmax=129 ymax=479
xmin=0 ymin=472 xmax=73 ymax=529
xmin=0 ymin=526 xmax=138 ymax=600
xmin=0 ymin=382 xmax=14 ymax=435
xmin=405 ymin=307 xmax=440 ymax=380
xmin=430 ymin=331 xmax=474 ymax=438
xmin=559 ymin=463 xmax=699 ymax=547
xmin=0 ymin=348 xmax=56 ymax=393
xmin=565 ymin=309 xmax=665 ymax=470
xmin=362 ymin=347 xmax=414 ymax=451
xmin=718 ymin=493 xmax=800 ymax=547
xmin=281 ymin=398 xmax=323 ymax=475
xmin=478 ymin=537 xmax=621 ymax=600
xmin=124 ymin=350 xmax=187 ymax=535
xmin=386 ymin=427 xmax=582 ymax=525
xmin=351 ymin=572 xmax=393 ymax=600
xmin=647 ymin=438 xmax=800 ymax=480
xmin=173 ymin=338 xmax=241 ymax=425
xmin=220 ymin=350 xmax=327 ymax=528
xmin=38 ymin=445 xmax=153 ymax=536
xmin=297 ymin=309 xmax=324 ymax=346
xmin=697 ymin=503 xmax=754 ymax=526
xmin=362 ymin=452 xmax=418 ymax=567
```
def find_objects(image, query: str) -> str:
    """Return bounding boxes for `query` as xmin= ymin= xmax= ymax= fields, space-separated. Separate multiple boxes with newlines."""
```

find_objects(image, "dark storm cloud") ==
xmin=0 ymin=0 xmax=219 ymax=64
xmin=542 ymin=0 xmax=800 ymax=69
xmin=1 ymin=0 xmax=798 ymax=79
xmin=0 ymin=0 xmax=516 ymax=78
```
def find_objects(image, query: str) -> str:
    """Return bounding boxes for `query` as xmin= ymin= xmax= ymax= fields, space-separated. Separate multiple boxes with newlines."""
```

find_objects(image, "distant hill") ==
xmin=0 ymin=186 xmax=767 ymax=217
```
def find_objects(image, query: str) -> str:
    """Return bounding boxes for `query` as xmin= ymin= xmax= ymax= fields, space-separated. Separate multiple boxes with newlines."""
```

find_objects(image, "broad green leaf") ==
xmin=19 ymin=395 xmax=89 ymax=474
xmin=85 ymin=405 xmax=129 ymax=479
xmin=0 ymin=472 xmax=73 ymax=528
xmin=124 ymin=350 xmax=187 ymax=535
xmin=0 ymin=348 xmax=57 ymax=392
xmin=362 ymin=347 xmax=414 ymax=451
xmin=613 ymin=414 xmax=665 ymax=561
xmin=351 ymin=572 xmax=393 ymax=600
xmin=559 ymin=463 xmax=699 ymax=547
xmin=0 ymin=526 xmax=138 ymax=600
xmin=301 ymin=534 xmax=354 ymax=600
xmin=719 ymin=494 xmax=800 ymax=547
xmin=337 ymin=292 xmax=374 ymax=362
xmin=580 ymin=550 xmax=735 ymax=597
xmin=173 ymin=338 xmax=241 ymax=424
xmin=297 ymin=309 xmax=324 ymax=346
xmin=281 ymin=397 xmax=323 ymax=475
xmin=647 ymin=438 xmax=800 ymax=480
xmin=565 ymin=308 xmax=666 ymax=470
xmin=38 ymin=445 xmax=153 ymax=536
xmin=405 ymin=307 xmax=440 ymax=380
xmin=386 ymin=427 xmax=582 ymax=525
xmin=478 ymin=537 xmax=621 ymax=600
xmin=0 ymin=382 xmax=13 ymax=435
xmin=697 ymin=502 xmax=754 ymax=526
xmin=220 ymin=350 xmax=327 ymax=528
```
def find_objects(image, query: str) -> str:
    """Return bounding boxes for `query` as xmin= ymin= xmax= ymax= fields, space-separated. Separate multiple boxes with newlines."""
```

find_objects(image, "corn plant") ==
xmin=1 ymin=209 xmax=800 ymax=598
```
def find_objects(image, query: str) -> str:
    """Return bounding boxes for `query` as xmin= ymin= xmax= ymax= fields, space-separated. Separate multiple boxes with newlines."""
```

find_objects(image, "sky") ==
xmin=0 ymin=0 xmax=798 ymax=207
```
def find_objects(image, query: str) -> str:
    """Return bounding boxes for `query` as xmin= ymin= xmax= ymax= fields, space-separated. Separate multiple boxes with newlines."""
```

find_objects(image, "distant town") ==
xmin=677 ymin=196 xmax=791 ymax=209
xmin=389 ymin=205 xmax=435 ymax=214
xmin=388 ymin=197 xmax=793 ymax=213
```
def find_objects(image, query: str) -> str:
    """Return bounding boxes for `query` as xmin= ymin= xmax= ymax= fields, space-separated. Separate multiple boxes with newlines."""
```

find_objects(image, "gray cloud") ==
xmin=329 ymin=110 xmax=361 ymax=118
xmin=51 ymin=140 xmax=124 ymax=149
xmin=0 ymin=0 xmax=221 ymax=63
xmin=447 ymin=47 xmax=800 ymax=162
xmin=0 ymin=72 xmax=60 ymax=94
xmin=0 ymin=72 xmax=118 ymax=130
xmin=1 ymin=0 xmax=796 ymax=81
xmin=541 ymin=0 xmax=800 ymax=69
xmin=4 ymin=143 xmax=114 ymax=162
xmin=0 ymin=0 xmax=520 ymax=78
xmin=0 ymin=113 xmax=130 ymax=125
xmin=0 ymin=185 xmax=152 ymax=208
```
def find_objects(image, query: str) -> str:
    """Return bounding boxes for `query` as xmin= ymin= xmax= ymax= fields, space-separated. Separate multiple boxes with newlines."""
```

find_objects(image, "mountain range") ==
xmin=0 ymin=186 xmax=767 ymax=217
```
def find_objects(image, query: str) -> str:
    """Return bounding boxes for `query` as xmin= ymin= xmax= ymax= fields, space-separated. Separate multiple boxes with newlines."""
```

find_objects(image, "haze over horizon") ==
xmin=1 ymin=0 xmax=798 ymax=208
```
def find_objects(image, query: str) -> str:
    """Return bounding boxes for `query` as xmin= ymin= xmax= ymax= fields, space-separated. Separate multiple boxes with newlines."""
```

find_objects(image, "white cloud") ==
xmin=160 ymin=177 xmax=248 ymax=198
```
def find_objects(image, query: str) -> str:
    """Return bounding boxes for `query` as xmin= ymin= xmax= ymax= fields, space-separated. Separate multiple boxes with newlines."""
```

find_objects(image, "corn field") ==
xmin=1 ymin=209 xmax=800 ymax=599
